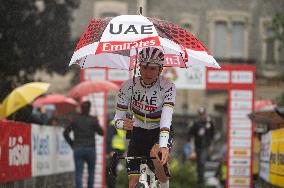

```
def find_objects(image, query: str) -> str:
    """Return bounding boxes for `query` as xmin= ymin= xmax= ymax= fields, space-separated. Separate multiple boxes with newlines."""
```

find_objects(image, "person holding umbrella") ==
xmin=113 ymin=47 xmax=175 ymax=188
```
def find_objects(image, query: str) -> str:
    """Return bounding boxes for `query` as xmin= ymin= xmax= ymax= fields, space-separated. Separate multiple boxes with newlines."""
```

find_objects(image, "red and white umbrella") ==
xmin=33 ymin=94 xmax=78 ymax=114
xmin=68 ymin=80 xmax=119 ymax=98
xmin=69 ymin=15 xmax=220 ymax=70
xmin=254 ymin=100 xmax=277 ymax=111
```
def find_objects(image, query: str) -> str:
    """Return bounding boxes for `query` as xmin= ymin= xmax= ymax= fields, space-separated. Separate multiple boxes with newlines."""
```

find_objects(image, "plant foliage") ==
xmin=0 ymin=0 xmax=80 ymax=100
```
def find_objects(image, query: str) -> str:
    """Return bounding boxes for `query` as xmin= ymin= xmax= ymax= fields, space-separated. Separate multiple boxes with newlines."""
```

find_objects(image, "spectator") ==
xmin=63 ymin=101 xmax=103 ymax=188
xmin=33 ymin=106 xmax=49 ymax=125
xmin=187 ymin=107 xmax=215 ymax=187
xmin=106 ymin=119 xmax=126 ymax=188
xmin=7 ymin=104 xmax=45 ymax=125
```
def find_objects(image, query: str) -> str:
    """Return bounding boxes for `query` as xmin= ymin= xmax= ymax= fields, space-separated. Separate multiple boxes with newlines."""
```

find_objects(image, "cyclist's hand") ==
xmin=159 ymin=147 xmax=169 ymax=165
xmin=123 ymin=117 xmax=134 ymax=130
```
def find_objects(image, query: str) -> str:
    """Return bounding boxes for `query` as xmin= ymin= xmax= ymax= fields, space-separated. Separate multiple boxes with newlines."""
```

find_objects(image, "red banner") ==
xmin=0 ymin=120 xmax=32 ymax=183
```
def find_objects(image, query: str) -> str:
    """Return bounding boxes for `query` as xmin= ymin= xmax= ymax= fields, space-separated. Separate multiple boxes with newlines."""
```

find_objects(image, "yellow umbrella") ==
xmin=0 ymin=82 xmax=50 ymax=119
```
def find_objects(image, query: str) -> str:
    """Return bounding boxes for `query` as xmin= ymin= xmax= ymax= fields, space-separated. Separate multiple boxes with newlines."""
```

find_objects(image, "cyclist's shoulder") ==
xmin=120 ymin=78 xmax=134 ymax=89
xmin=160 ymin=76 xmax=176 ymax=89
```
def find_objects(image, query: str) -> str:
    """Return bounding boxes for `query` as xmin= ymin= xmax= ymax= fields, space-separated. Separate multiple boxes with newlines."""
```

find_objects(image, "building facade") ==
xmin=70 ymin=0 xmax=284 ymax=114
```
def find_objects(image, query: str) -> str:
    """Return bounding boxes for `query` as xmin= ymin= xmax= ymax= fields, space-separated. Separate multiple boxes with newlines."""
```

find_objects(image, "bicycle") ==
xmin=109 ymin=152 xmax=170 ymax=188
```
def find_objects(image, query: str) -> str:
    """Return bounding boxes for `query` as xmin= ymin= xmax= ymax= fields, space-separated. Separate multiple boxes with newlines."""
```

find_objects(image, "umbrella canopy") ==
xmin=33 ymin=94 xmax=78 ymax=115
xmin=69 ymin=15 xmax=220 ymax=70
xmin=68 ymin=80 xmax=119 ymax=98
xmin=0 ymin=82 xmax=50 ymax=119
xmin=254 ymin=100 xmax=276 ymax=111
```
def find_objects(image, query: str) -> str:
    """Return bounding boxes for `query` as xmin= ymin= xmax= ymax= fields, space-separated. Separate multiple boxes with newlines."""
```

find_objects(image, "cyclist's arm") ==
xmin=159 ymin=81 xmax=176 ymax=148
xmin=113 ymin=80 xmax=132 ymax=130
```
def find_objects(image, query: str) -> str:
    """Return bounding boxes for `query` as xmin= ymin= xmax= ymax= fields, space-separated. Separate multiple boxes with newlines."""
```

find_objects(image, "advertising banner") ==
xmin=269 ymin=128 xmax=284 ymax=187
xmin=32 ymin=124 xmax=74 ymax=176
xmin=0 ymin=120 xmax=32 ymax=183
xmin=259 ymin=131 xmax=271 ymax=182
xmin=32 ymin=124 xmax=56 ymax=176
xmin=162 ymin=67 xmax=206 ymax=89
xmin=54 ymin=126 xmax=74 ymax=173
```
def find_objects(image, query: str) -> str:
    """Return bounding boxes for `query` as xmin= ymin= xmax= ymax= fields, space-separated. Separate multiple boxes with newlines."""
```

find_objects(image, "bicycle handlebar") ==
xmin=117 ymin=156 xmax=156 ymax=160
xmin=109 ymin=152 xmax=171 ymax=178
xmin=109 ymin=152 xmax=156 ymax=177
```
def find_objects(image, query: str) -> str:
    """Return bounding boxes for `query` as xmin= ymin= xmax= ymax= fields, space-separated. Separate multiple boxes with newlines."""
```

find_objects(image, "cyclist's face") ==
xmin=140 ymin=64 xmax=161 ymax=84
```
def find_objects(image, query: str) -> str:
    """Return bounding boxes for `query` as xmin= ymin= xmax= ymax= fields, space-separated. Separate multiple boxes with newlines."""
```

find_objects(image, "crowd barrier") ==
xmin=0 ymin=120 xmax=74 ymax=184
xmin=259 ymin=128 xmax=284 ymax=187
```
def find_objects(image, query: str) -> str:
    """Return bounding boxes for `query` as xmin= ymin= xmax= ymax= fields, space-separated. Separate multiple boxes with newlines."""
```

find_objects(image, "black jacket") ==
xmin=63 ymin=114 xmax=103 ymax=148
xmin=188 ymin=116 xmax=215 ymax=149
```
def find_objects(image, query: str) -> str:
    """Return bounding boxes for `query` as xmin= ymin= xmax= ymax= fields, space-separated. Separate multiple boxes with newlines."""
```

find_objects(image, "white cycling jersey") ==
xmin=114 ymin=76 xmax=176 ymax=147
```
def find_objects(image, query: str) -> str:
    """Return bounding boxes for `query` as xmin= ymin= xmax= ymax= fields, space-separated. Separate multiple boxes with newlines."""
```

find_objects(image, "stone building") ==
xmin=70 ymin=0 xmax=284 ymax=115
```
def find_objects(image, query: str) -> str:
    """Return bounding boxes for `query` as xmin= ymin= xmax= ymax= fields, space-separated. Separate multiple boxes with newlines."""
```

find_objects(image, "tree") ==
xmin=0 ymin=0 xmax=80 ymax=101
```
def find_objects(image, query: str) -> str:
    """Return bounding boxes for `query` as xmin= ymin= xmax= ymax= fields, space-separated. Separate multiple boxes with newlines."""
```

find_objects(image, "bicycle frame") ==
xmin=109 ymin=153 xmax=160 ymax=188
xmin=137 ymin=160 xmax=160 ymax=188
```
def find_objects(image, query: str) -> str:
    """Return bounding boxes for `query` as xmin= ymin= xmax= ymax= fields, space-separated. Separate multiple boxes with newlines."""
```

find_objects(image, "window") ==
xmin=208 ymin=11 xmax=250 ymax=59
xmin=179 ymin=14 xmax=199 ymax=36
xmin=260 ymin=18 xmax=282 ymax=64
xmin=94 ymin=1 xmax=128 ymax=18
xmin=231 ymin=22 xmax=245 ymax=58
xmin=266 ymin=27 xmax=276 ymax=63
xmin=181 ymin=23 xmax=193 ymax=31
xmin=214 ymin=21 xmax=227 ymax=58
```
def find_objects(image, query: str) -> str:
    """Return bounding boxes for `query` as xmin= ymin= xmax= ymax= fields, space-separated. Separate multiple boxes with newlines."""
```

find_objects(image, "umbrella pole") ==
xmin=125 ymin=49 xmax=138 ymax=139
xmin=128 ymin=48 xmax=138 ymax=117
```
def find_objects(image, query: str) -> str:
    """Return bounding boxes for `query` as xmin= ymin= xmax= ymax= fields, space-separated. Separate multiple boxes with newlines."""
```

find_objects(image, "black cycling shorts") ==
xmin=126 ymin=126 xmax=173 ymax=176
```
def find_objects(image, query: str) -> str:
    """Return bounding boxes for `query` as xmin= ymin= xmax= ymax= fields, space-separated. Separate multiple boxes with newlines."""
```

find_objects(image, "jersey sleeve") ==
xmin=159 ymin=80 xmax=176 ymax=148
xmin=114 ymin=79 xmax=132 ymax=121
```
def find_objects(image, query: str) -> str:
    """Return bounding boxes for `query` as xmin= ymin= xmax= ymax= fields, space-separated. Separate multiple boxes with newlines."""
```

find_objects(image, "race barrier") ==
xmin=0 ymin=120 xmax=74 ymax=184
xmin=259 ymin=128 xmax=284 ymax=187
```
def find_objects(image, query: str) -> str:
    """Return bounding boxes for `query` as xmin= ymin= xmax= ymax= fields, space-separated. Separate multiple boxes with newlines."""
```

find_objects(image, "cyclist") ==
xmin=113 ymin=47 xmax=176 ymax=188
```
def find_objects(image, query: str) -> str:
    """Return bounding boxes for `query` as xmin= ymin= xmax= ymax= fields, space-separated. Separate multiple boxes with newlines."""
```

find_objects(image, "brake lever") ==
xmin=109 ymin=152 xmax=119 ymax=177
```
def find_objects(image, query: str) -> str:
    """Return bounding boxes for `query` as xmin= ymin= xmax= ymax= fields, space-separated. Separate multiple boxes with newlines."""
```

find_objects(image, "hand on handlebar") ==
xmin=123 ymin=116 xmax=134 ymax=130
xmin=158 ymin=147 xmax=169 ymax=165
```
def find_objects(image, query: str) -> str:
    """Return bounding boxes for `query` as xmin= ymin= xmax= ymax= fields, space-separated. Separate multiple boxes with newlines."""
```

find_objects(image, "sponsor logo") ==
xmin=230 ymin=119 xmax=252 ymax=129
xmin=229 ymin=177 xmax=250 ymax=186
xmin=229 ymin=166 xmax=250 ymax=176
xmin=56 ymin=136 xmax=71 ymax=155
xmin=230 ymin=110 xmax=252 ymax=119
xmin=229 ymin=157 xmax=251 ymax=166
xmin=230 ymin=139 xmax=252 ymax=148
xmin=231 ymin=100 xmax=252 ymax=110
xmin=162 ymin=68 xmax=178 ymax=81
xmin=231 ymin=90 xmax=252 ymax=100
xmin=9 ymin=136 xmax=30 ymax=166
xmin=208 ymin=70 xmax=229 ymax=83
xmin=108 ymin=69 xmax=130 ymax=81
xmin=230 ymin=148 xmax=251 ymax=157
xmin=230 ymin=129 xmax=252 ymax=138
xmin=85 ymin=69 xmax=106 ymax=80
xmin=33 ymin=134 xmax=50 ymax=155
xmin=96 ymin=37 xmax=159 ymax=54
xmin=109 ymin=24 xmax=154 ymax=35
xmin=231 ymin=71 xmax=253 ymax=84
xmin=164 ymin=55 xmax=183 ymax=67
